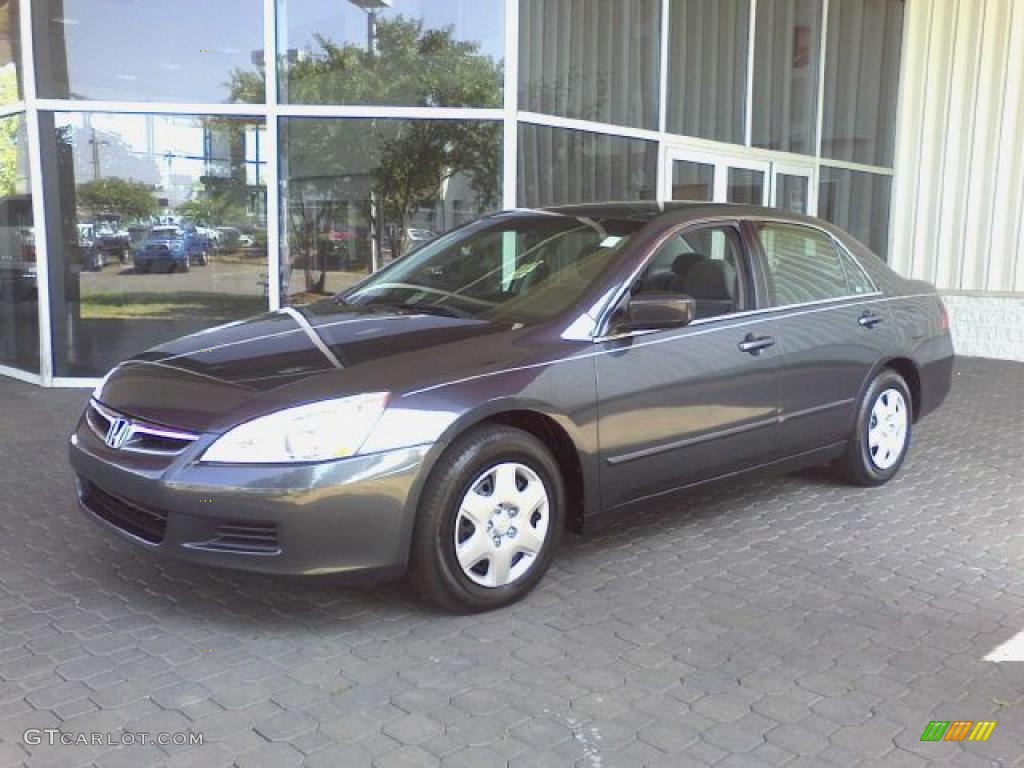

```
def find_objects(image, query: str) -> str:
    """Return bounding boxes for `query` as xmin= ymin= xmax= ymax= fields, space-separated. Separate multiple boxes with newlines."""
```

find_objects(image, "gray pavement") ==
xmin=0 ymin=357 xmax=1023 ymax=767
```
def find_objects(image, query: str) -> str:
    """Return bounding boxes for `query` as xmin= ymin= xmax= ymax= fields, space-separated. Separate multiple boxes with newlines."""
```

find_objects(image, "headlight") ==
xmin=200 ymin=393 xmax=389 ymax=464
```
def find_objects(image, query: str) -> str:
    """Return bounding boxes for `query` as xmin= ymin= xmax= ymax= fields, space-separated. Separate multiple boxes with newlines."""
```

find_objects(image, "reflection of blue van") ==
xmin=134 ymin=226 xmax=210 ymax=273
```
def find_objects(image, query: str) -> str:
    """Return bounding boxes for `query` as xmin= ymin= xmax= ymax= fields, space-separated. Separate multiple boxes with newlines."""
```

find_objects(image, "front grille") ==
xmin=80 ymin=481 xmax=168 ymax=544
xmin=86 ymin=400 xmax=198 ymax=456
xmin=195 ymin=522 xmax=280 ymax=555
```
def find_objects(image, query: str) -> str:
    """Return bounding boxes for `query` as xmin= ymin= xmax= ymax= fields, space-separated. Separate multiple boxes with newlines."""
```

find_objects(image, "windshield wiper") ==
xmin=365 ymin=300 xmax=470 ymax=319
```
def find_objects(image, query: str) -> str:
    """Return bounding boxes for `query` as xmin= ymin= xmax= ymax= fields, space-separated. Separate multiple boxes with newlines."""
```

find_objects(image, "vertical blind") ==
xmin=667 ymin=0 xmax=750 ymax=144
xmin=519 ymin=0 xmax=661 ymax=130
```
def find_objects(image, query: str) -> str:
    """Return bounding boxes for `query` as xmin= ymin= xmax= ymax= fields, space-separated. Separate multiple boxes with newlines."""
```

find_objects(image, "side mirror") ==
xmin=621 ymin=292 xmax=696 ymax=332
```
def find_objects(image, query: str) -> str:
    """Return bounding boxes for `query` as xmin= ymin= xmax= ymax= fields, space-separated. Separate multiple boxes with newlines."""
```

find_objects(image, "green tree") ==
xmin=76 ymin=178 xmax=159 ymax=222
xmin=0 ymin=67 xmax=22 ymax=198
xmin=230 ymin=16 xmax=502 ymax=294
xmin=177 ymin=194 xmax=246 ymax=228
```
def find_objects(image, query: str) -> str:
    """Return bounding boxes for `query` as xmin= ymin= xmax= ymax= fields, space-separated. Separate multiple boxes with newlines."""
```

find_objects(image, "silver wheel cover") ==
xmin=868 ymin=388 xmax=908 ymax=470
xmin=454 ymin=462 xmax=550 ymax=588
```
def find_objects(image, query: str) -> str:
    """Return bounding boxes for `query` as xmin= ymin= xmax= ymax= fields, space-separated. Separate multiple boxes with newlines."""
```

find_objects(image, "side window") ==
xmin=635 ymin=225 xmax=748 ymax=320
xmin=757 ymin=224 xmax=858 ymax=306
xmin=836 ymin=247 xmax=876 ymax=295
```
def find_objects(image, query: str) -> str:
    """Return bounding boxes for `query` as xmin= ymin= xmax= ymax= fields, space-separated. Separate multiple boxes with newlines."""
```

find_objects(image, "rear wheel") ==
xmin=836 ymin=369 xmax=912 ymax=486
xmin=408 ymin=425 xmax=564 ymax=612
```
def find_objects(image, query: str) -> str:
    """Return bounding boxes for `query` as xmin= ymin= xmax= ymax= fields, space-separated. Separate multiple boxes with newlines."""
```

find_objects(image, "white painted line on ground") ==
xmin=984 ymin=630 xmax=1024 ymax=662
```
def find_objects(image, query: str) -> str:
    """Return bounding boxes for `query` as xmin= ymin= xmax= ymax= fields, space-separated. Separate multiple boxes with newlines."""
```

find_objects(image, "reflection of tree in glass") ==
xmin=179 ymin=117 xmax=256 ymax=236
xmin=76 ymin=178 xmax=159 ymax=221
xmin=230 ymin=17 xmax=502 ymax=296
xmin=0 ymin=67 xmax=20 ymax=198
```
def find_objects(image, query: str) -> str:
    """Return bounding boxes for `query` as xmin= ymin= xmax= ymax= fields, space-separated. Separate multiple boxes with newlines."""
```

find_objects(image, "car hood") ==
xmin=95 ymin=302 xmax=532 ymax=433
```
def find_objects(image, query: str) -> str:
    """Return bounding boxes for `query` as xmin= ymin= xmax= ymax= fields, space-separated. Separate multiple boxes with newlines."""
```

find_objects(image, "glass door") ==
xmin=663 ymin=148 xmax=770 ymax=205
xmin=664 ymin=149 xmax=716 ymax=201
xmin=724 ymin=160 xmax=769 ymax=205
xmin=770 ymin=163 xmax=815 ymax=214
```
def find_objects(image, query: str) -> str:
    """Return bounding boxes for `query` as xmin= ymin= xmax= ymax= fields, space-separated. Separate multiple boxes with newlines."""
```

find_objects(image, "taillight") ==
xmin=939 ymin=301 xmax=950 ymax=333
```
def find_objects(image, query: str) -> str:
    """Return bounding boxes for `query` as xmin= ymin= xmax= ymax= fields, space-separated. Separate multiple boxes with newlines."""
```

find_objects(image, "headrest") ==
xmin=684 ymin=259 xmax=730 ymax=300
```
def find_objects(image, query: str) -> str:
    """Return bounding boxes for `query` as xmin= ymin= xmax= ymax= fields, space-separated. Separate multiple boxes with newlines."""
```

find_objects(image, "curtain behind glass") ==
xmin=752 ymin=0 xmax=822 ymax=155
xmin=519 ymin=0 xmax=661 ymax=130
xmin=822 ymin=0 xmax=905 ymax=167
xmin=667 ymin=0 xmax=750 ymax=144
xmin=518 ymin=124 xmax=657 ymax=207
xmin=818 ymin=166 xmax=892 ymax=259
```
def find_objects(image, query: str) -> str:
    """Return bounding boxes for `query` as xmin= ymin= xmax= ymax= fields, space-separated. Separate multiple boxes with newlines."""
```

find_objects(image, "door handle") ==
xmin=858 ymin=311 xmax=884 ymax=328
xmin=738 ymin=333 xmax=775 ymax=355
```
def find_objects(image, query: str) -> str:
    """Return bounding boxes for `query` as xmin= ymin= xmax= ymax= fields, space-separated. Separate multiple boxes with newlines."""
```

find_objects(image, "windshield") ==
xmin=339 ymin=214 xmax=644 ymax=323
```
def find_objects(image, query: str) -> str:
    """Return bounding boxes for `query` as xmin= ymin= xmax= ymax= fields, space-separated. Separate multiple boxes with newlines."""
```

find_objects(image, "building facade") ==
xmin=0 ymin=0 xmax=1018 ymax=387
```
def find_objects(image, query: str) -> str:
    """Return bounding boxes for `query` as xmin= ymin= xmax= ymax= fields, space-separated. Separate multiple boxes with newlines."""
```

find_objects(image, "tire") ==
xmin=836 ymin=368 xmax=913 ymax=486
xmin=408 ymin=425 xmax=565 ymax=613
xmin=179 ymin=256 xmax=191 ymax=273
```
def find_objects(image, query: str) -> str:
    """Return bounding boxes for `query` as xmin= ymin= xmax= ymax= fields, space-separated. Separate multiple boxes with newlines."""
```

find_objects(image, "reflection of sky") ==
xmin=60 ymin=113 xmax=265 ymax=207
xmin=48 ymin=0 xmax=263 ymax=102
xmin=281 ymin=0 xmax=504 ymax=64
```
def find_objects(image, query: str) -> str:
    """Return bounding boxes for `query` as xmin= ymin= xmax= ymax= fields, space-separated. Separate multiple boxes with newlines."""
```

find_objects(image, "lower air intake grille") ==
xmin=201 ymin=522 xmax=280 ymax=555
xmin=81 ymin=481 xmax=168 ymax=544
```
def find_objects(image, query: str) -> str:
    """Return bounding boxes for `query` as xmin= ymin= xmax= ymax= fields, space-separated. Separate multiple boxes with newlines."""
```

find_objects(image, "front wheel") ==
xmin=836 ymin=369 xmax=912 ymax=486
xmin=408 ymin=426 xmax=564 ymax=612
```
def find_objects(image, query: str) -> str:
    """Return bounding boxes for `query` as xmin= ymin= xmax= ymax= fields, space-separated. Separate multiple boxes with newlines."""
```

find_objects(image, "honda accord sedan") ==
xmin=69 ymin=203 xmax=954 ymax=611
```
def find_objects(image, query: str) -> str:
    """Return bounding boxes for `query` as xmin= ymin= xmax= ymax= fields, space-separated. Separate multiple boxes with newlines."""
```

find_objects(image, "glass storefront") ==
xmin=0 ymin=114 xmax=35 ymax=373
xmin=821 ymin=0 xmax=904 ymax=167
xmin=41 ymin=112 xmax=267 ymax=377
xmin=818 ymin=166 xmax=892 ymax=259
xmin=519 ymin=0 xmax=661 ymax=130
xmin=32 ymin=0 xmax=265 ymax=103
xmin=752 ymin=0 xmax=823 ymax=155
xmin=279 ymin=0 xmax=503 ymax=107
xmin=280 ymin=117 xmax=501 ymax=303
xmin=667 ymin=0 xmax=750 ymax=144
xmin=518 ymin=124 xmax=657 ymax=207
xmin=0 ymin=0 xmax=21 ymax=104
xmin=0 ymin=0 xmax=905 ymax=383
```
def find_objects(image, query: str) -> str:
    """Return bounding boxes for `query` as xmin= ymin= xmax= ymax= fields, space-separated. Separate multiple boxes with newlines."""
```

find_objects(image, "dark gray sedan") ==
xmin=69 ymin=203 xmax=954 ymax=611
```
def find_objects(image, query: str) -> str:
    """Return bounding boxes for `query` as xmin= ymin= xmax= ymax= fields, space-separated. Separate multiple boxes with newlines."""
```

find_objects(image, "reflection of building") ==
xmin=1 ymin=0 xmax=1024 ymax=384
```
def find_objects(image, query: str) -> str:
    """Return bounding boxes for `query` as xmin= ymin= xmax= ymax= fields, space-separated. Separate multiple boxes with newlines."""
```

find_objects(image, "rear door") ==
xmin=746 ymin=221 xmax=897 ymax=455
xmin=595 ymin=222 xmax=781 ymax=509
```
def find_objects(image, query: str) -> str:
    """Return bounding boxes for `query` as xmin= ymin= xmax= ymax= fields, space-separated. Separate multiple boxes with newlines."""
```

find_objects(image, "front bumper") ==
xmin=69 ymin=417 xmax=430 ymax=578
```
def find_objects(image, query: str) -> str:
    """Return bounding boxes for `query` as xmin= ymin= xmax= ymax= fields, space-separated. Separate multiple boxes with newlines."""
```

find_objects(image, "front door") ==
xmin=595 ymin=222 xmax=781 ymax=509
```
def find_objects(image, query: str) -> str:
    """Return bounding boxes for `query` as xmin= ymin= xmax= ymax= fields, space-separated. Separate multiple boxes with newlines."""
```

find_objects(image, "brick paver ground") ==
xmin=1 ymin=357 xmax=1023 ymax=767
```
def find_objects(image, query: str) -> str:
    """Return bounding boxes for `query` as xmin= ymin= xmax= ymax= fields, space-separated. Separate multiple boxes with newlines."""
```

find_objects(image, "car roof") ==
xmin=529 ymin=200 xmax=829 ymax=229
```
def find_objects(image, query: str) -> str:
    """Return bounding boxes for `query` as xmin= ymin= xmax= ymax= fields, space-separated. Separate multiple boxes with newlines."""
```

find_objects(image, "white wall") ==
xmin=889 ymin=0 xmax=1024 ymax=361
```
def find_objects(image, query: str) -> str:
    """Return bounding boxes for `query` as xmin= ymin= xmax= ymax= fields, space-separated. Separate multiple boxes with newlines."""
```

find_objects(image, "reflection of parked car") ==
xmin=215 ymin=227 xmax=242 ymax=252
xmin=134 ymin=226 xmax=210 ymax=273
xmin=95 ymin=225 xmax=130 ymax=264
xmin=77 ymin=224 xmax=106 ymax=271
xmin=406 ymin=228 xmax=435 ymax=244
xmin=237 ymin=233 xmax=255 ymax=248
xmin=0 ymin=227 xmax=36 ymax=302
